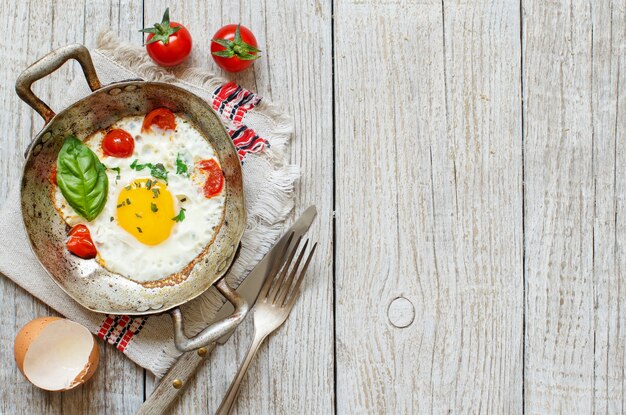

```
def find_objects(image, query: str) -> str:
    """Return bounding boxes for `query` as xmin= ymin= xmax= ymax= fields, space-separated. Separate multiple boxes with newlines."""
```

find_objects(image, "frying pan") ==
xmin=15 ymin=44 xmax=249 ymax=352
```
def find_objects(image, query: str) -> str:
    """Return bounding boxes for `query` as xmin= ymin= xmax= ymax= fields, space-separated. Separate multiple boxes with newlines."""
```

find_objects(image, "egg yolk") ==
xmin=116 ymin=179 xmax=176 ymax=246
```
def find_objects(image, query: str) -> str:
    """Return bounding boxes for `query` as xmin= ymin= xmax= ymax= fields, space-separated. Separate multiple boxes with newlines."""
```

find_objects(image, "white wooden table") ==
xmin=0 ymin=1 xmax=623 ymax=414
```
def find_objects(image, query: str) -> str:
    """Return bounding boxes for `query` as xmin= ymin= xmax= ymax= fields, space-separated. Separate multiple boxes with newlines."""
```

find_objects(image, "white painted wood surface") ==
xmin=523 ymin=1 xmax=625 ymax=413
xmin=335 ymin=0 xmax=523 ymax=412
xmin=1 ymin=3 xmax=145 ymax=414
xmin=0 ymin=0 xmax=623 ymax=414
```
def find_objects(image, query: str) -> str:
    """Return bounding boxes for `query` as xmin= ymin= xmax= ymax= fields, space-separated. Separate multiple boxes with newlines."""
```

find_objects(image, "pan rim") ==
xmin=20 ymin=80 xmax=246 ymax=315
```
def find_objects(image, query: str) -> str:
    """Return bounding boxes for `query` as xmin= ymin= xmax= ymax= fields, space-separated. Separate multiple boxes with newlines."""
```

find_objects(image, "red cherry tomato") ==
xmin=102 ymin=129 xmax=135 ymax=158
xmin=50 ymin=165 xmax=57 ymax=185
xmin=141 ymin=8 xmax=192 ymax=67
xmin=142 ymin=108 xmax=176 ymax=133
xmin=211 ymin=24 xmax=260 ymax=72
xmin=68 ymin=224 xmax=90 ymax=238
xmin=66 ymin=224 xmax=97 ymax=259
xmin=197 ymin=159 xmax=224 ymax=198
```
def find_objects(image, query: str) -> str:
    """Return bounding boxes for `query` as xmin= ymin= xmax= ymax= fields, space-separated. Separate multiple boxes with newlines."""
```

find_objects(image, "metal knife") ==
xmin=136 ymin=206 xmax=317 ymax=415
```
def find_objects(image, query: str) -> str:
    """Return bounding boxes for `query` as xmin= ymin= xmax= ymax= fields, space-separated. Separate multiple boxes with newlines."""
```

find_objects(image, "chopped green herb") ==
xmin=172 ymin=207 xmax=186 ymax=222
xmin=150 ymin=163 xmax=168 ymax=182
xmin=100 ymin=162 xmax=122 ymax=183
xmin=152 ymin=188 xmax=160 ymax=198
xmin=175 ymin=153 xmax=189 ymax=176
xmin=146 ymin=179 xmax=153 ymax=190
xmin=125 ymin=185 xmax=131 ymax=191
xmin=151 ymin=202 xmax=158 ymax=213
xmin=130 ymin=159 xmax=169 ymax=183
xmin=137 ymin=227 xmax=143 ymax=233
xmin=116 ymin=202 xmax=125 ymax=208
xmin=135 ymin=213 xmax=143 ymax=218
xmin=130 ymin=159 xmax=146 ymax=170
xmin=126 ymin=198 xmax=131 ymax=205
xmin=110 ymin=166 xmax=121 ymax=182
xmin=110 ymin=216 xmax=114 ymax=222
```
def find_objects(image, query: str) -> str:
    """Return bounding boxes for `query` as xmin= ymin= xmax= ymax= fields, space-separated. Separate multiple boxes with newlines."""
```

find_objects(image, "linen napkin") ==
xmin=0 ymin=32 xmax=298 ymax=377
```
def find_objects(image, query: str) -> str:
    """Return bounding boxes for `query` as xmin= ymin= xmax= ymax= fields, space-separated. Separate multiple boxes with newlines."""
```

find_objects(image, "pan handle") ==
xmin=15 ymin=44 xmax=102 ymax=125
xmin=169 ymin=279 xmax=250 ymax=352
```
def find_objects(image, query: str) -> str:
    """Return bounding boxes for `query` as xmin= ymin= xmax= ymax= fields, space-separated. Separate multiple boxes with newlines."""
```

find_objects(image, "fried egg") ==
xmin=53 ymin=114 xmax=226 ymax=283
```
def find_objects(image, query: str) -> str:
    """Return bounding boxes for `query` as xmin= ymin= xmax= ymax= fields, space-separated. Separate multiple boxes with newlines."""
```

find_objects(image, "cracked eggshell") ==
xmin=14 ymin=317 xmax=99 ymax=391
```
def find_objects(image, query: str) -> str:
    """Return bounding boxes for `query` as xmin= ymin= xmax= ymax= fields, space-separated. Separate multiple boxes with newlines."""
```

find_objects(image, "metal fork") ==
xmin=215 ymin=234 xmax=317 ymax=415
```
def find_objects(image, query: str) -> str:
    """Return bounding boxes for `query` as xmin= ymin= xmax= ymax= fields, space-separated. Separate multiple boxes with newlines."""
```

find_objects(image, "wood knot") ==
xmin=387 ymin=297 xmax=415 ymax=328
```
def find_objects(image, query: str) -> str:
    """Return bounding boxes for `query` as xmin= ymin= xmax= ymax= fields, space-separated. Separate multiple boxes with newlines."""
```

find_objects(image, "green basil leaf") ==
xmin=56 ymin=136 xmax=108 ymax=221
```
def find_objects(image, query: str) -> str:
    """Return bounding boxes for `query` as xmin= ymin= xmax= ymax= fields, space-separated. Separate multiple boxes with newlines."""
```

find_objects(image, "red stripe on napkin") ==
xmin=98 ymin=314 xmax=147 ymax=352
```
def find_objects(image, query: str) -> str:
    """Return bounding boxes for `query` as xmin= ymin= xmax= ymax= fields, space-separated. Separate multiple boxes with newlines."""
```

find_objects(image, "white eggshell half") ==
xmin=14 ymin=317 xmax=99 ymax=391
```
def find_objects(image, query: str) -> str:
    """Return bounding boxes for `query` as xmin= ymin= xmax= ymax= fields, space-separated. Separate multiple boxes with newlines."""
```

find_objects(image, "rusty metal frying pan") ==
xmin=15 ymin=44 xmax=249 ymax=351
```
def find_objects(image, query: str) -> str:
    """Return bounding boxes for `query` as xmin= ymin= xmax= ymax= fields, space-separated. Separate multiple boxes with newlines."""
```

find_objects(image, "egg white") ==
xmin=53 ymin=114 xmax=226 ymax=283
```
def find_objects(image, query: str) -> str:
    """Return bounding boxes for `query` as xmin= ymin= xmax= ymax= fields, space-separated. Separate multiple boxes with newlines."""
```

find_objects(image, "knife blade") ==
xmin=212 ymin=205 xmax=317 ymax=344
xmin=136 ymin=206 xmax=317 ymax=415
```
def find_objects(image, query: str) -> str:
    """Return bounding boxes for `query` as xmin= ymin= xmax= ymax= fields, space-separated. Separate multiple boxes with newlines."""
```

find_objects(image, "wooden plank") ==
xmin=0 ymin=1 xmax=144 ymax=414
xmin=334 ymin=0 xmax=523 ymax=413
xmin=0 ymin=7 xmax=55 ymax=414
xmin=3 ymin=1 xmax=623 ymax=414
xmin=144 ymin=1 xmax=335 ymax=413
xmin=588 ymin=3 xmax=626 ymax=413
xmin=523 ymin=0 xmax=626 ymax=412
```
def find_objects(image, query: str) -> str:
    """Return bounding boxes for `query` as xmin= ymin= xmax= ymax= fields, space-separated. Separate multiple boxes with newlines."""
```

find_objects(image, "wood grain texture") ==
xmin=523 ymin=0 xmax=626 ymax=413
xmin=1 ymin=0 xmax=625 ymax=413
xmin=144 ymin=1 xmax=335 ymax=414
xmin=588 ymin=3 xmax=626 ymax=413
xmin=0 ymin=1 xmax=145 ymax=414
xmin=334 ymin=0 xmax=523 ymax=413
xmin=137 ymin=344 xmax=218 ymax=415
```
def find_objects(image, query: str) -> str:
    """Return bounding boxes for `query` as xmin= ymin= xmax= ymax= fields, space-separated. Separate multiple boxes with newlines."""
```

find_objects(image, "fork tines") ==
xmin=259 ymin=232 xmax=317 ymax=309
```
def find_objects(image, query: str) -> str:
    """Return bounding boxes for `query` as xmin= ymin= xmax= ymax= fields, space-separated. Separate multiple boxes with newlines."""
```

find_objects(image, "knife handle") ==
xmin=136 ymin=342 xmax=217 ymax=415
